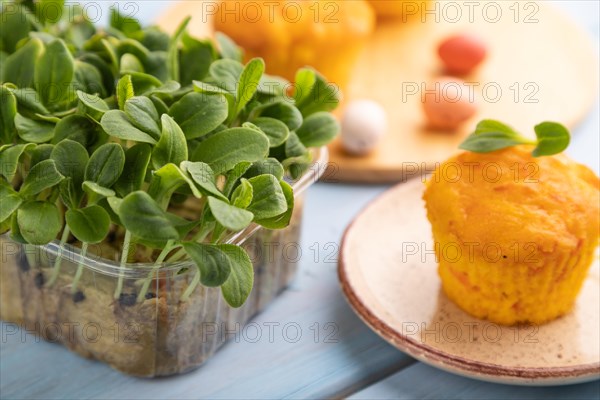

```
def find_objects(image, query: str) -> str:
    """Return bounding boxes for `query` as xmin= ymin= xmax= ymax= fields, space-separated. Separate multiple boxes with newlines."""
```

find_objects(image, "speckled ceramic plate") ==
xmin=339 ymin=179 xmax=600 ymax=386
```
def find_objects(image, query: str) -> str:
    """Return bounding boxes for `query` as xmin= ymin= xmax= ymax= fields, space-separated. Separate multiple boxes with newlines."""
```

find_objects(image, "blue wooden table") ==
xmin=1 ymin=2 xmax=599 ymax=399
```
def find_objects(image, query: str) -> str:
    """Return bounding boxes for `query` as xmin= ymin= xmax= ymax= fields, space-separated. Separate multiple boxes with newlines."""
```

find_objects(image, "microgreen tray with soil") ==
xmin=0 ymin=1 xmax=339 ymax=376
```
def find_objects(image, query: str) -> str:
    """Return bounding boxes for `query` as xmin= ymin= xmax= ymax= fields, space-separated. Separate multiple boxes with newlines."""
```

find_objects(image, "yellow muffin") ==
xmin=214 ymin=0 xmax=375 ymax=90
xmin=368 ymin=0 xmax=431 ymax=20
xmin=423 ymin=146 xmax=599 ymax=325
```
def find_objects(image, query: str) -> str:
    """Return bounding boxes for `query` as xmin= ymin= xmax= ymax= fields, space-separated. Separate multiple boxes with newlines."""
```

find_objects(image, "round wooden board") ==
xmin=339 ymin=178 xmax=600 ymax=385
xmin=158 ymin=1 xmax=599 ymax=183
xmin=331 ymin=1 xmax=599 ymax=182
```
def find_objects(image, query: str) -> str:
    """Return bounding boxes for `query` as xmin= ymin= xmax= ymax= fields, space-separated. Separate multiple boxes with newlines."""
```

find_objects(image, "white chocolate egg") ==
xmin=341 ymin=99 xmax=387 ymax=156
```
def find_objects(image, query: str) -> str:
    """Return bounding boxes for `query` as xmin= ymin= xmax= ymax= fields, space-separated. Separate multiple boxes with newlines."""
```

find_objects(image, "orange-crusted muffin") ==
xmin=423 ymin=146 xmax=600 ymax=325
xmin=213 ymin=0 xmax=375 ymax=90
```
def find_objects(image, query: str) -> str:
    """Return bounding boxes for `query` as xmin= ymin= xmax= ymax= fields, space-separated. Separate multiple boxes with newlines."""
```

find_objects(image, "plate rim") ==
xmin=338 ymin=179 xmax=600 ymax=385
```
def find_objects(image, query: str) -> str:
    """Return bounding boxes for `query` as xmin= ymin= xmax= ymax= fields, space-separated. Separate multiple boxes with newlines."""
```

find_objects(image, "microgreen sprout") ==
xmin=459 ymin=120 xmax=570 ymax=156
xmin=0 ymin=1 xmax=340 ymax=307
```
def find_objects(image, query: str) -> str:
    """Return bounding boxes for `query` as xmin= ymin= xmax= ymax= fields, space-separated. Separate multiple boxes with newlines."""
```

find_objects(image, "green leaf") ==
xmin=102 ymin=196 xmax=122 ymax=225
xmin=50 ymin=135 xmax=90 ymax=189
xmin=147 ymin=163 xmax=202 ymax=209
xmin=254 ymin=180 xmax=294 ymax=229
xmin=110 ymin=6 xmax=141 ymax=36
xmin=246 ymin=175 xmax=287 ymax=220
xmin=76 ymin=90 xmax=109 ymax=121
xmin=152 ymin=114 xmax=188 ymax=170
xmin=117 ymin=39 xmax=150 ymax=64
xmin=293 ymin=68 xmax=317 ymax=104
xmin=0 ymin=184 xmax=22 ymax=223
xmin=167 ymin=212 xmax=198 ymax=239
xmin=183 ymin=242 xmax=231 ymax=287
xmin=116 ymin=75 xmax=134 ymax=110
xmin=73 ymin=60 xmax=105 ymax=97
xmin=285 ymin=131 xmax=308 ymax=158
xmin=192 ymin=127 xmax=269 ymax=174
xmin=459 ymin=132 xmax=531 ymax=153
xmin=15 ymin=114 xmax=55 ymax=143
xmin=209 ymin=59 xmax=244 ymax=94
xmin=296 ymin=111 xmax=340 ymax=147
xmin=0 ymin=143 xmax=35 ymax=181
xmin=473 ymin=119 xmax=520 ymax=136
xmin=114 ymin=143 xmax=151 ymax=197
xmin=19 ymin=159 xmax=63 ymax=198
xmin=244 ymin=158 xmax=284 ymax=181
xmin=1 ymin=4 xmax=34 ymax=53
xmin=193 ymin=81 xmax=230 ymax=95
xmin=66 ymin=205 xmax=110 ymax=244
xmin=219 ymin=244 xmax=253 ymax=308
xmin=150 ymin=94 xmax=169 ymax=115
xmin=119 ymin=191 xmax=179 ymax=242
xmin=143 ymin=51 xmax=169 ymax=82
xmin=180 ymin=34 xmax=215 ymax=85
xmin=65 ymin=11 xmax=96 ymax=48
xmin=283 ymin=154 xmax=311 ymax=180
xmin=257 ymin=101 xmax=303 ymax=131
xmin=231 ymin=178 xmax=253 ymax=208
xmin=120 ymin=53 xmax=144 ymax=73
xmin=207 ymin=196 xmax=254 ymax=231
xmin=149 ymin=80 xmax=181 ymax=95
xmin=29 ymin=144 xmax=54 ymax=167
xmin=180 ymin=161 xmax=228 ymax=201
xmin=17 ymin=201 xmax=62 ymax=245
xmin=85 ymin=143 xmax=125 ymax=188
xmin=127 ymin=72 xmax=163 ymax=94
xmin=168 ymin=16 xmax=191 ymax=81
xmin=100 ymin=110 xmax=157 ymax=144
xmin=2 ymin=37 xmax=44 ymax=88
xmin=10 ymin=213 xmax=27 ymax=244
xmin=169 ymin=92 xmax=229 ymax=140
xmin=35 ymin=39 xmax=75 ymax=109
xmin=236 ymin=58 xmax=264 ymax=116
xmin=0 ymin=86 xmax=17 ymax=143
xmin=82 ymin=181 xmax=115 ymax=200
xmin=533 ymin=122 xmax=570 ymax=157
xmin=295 ymin=72 xmax=340 ymax=117
xmin=57 ymin=178 xmax=78 ymax=209
xmin=223 ymin=161 xmax=252 ymax=197
xmin=36 ymin=0 xmax=65 ymax=24
xmin=248 ymin=117 xmax=289 ymax=147
xmin=215 ymin=32 xmax=243 ymax=62
xmin=11 ymin=88 xmax=50 ymax=115
xmin=52 ymin=114 xmax=99 ymax=147
xmin=257 ymin=74 xmax=289 ymax=96
xmin=78 ymin=52 xmax=115 ymax=94
xmin=124 ymin=96 xmax=160 ymax=139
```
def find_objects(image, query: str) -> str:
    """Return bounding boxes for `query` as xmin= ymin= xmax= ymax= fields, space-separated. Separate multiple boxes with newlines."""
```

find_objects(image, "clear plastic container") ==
xmin=0 ymin=148 xmax=327 ymax=377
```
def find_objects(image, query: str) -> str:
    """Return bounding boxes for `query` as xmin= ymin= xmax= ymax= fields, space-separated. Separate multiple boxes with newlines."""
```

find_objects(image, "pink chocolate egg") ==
xmin=422 ymin=78 xmax=478 ymax=130
xmin=438 ymin=34 xmax=487 ymax=75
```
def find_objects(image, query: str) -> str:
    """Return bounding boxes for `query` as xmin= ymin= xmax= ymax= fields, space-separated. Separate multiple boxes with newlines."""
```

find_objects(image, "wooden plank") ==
xmin=349 ymin=363 xmax=600 ymax=400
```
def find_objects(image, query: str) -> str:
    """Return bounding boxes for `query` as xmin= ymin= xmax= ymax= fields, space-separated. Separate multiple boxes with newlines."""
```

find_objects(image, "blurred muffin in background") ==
xmin=214 ymin=0 xmax=375 ymax=90
xmin=368 ymin=0 xmax=431 ymax=20
xmin=423 ymin=146 xmax=600 ymax=325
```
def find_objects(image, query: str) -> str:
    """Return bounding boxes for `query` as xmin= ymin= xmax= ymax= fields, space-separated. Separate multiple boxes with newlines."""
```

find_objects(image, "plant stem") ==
xmin=136 ymin=240 xmax=177 ymax=303
xmin=166 ymin=219 xmax=215 ymax=262
xmin=23 ymin=244 xmax=37 ymax=271
xmin=180 ymin=267 xmax=200 ymax=302
xmin=46 ymin=225 xmax=71 ymax=287
xmin=71 ymin=243 xmax=88 ymax=295
xmin=114 ymin=230 xmax=132 ymax=300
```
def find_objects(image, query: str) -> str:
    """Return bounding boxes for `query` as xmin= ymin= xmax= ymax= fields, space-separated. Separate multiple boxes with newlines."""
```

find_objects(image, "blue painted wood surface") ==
xmin=1 ymin=1 xmax=598 ymax=399
xmin=349 ymin=363 xmax=600 ymax=400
